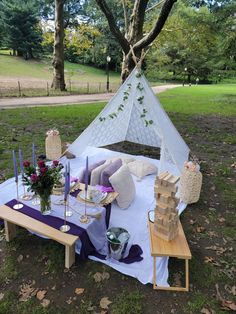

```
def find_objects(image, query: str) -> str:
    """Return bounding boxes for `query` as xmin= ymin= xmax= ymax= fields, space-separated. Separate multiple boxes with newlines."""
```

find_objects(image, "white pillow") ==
xmin=127 ymin=160 xmax=157 ymax=179
xmin=90 ymin=160 xmax=111 ymax=186
xmin=109 ymin=165 xmax=136 ymax=209
xmin=108 ymin=155 xmax=135 ymax=165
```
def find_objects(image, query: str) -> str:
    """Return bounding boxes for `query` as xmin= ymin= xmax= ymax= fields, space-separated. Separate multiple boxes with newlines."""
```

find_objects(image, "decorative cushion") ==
xmin=109 ymin=164 xmax=136 ymax=209
xmin=127 ymin=160 xmax=157 ymax=179
xmin=108 ymin=156 xmax=135 ymax=165
xmin=90 ymin=160 xmax=111 ymax=186
xmin=79 ymin=160 xmax=106 ymax=184
xmin=100 ymin=159 xmax=122 ymax=187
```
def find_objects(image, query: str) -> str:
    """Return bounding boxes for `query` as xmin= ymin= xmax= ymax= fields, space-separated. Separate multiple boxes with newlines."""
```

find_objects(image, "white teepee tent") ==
xmin=68 ymin=67 xmax=190 ymax=174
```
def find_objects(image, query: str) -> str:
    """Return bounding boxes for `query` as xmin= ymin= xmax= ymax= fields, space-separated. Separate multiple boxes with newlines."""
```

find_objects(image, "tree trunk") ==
xmin=121 ymin=49 xmax=142 ymax=82
xmin=51 ymin=0 xmax=66 ymax=91
xmin=95 ymin=0 xmax=177 ymax=82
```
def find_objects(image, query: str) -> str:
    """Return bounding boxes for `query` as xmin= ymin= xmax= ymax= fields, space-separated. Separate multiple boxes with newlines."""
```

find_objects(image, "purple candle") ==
xmin=12 ymin=150 xmax=18 ymax=183
xmin=32 ymin=143 xmax=36 ymax=167
xmin=19 ymin=149 xmax=24 ymax=174
xmin=64 ymin=164 xmax=68 ymax=201
xmin=66 ymin=162 xmax=70 ymax=197
xmin=84 ymin=156 xmax=89 ymax=191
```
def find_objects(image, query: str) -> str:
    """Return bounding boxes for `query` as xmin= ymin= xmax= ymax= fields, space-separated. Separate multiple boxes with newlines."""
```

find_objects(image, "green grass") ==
xmin=159 ymin=84 xmax=236 ymax=115
xmin=0 ymin=54 xmax=120 ymax=83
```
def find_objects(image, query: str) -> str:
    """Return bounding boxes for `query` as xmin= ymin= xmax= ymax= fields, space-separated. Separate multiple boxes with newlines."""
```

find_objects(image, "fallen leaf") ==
xmin=93 ymin=272 xmax=110 ymax=283
xmin=41 ymin=299 xmax=50 ymax=308
xmin=216 ymin=284 xmax=236 ymax=311
xmin=204 ymin=256 xmax=214 ymax=263
xmin=100 ymin=311 xmax=108 ymax=314
xmin=36 ymin=290 xmax=47 ymax=301
xmin=206 ymin=246 xmax=218 ymax=251
xmin=218 ymin=217 xmax=225 ymax=223
xmin=200 ymin=307 xmax=215 ymax=314
xmin=232 ymin=286 xmax=236 ymax=296
xmin=17 ymin=255 xmax=23 ymax=263
xmin=0 ymin=293 xmax=4 ymax=301
xmin=93 ymin=272 xmax=102 ymax=283
xmin=66 ymin=298 xmax=73 ymax=305
xmin=102 ymin=272 xmax=110 ymax=280
xmin=189 ymin=219 xmax=196 ymax=225
xmin=196 ymin=226 xmax=205 ymax=233
xmin=75 ymin=288 xmax=84 ymax=295
xmin=100 ymin=297 xmax=112 ymax=310
xmin=18 ymin=281 xmax=36 ymax=302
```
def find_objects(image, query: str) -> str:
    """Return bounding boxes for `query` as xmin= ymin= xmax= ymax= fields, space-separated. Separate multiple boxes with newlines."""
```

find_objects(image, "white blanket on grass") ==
xmin=0 ymin=146 xmax=186 ymax=286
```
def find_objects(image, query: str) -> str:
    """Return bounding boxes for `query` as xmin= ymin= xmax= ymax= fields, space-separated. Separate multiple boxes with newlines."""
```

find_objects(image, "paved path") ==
xmin=0 ymin=84 xmax=181 ymax=109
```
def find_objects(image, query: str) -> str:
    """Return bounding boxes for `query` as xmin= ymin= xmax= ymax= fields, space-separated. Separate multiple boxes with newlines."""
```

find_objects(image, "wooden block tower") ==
xmin=154 ymin=172 xmax=180 ymax=241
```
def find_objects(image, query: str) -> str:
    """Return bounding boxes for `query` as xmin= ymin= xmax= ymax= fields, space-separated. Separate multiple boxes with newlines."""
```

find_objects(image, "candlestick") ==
xmin=12 ymin=150 xmax=18 ymax=183
xmin=80 ymin=157 xmax=90 ymax=224
xmin=60 ymin=199 xmax=70 ymax=232
xmin=65 ymin=162 xmax=73 ymax=217
xmin=19 ymin=149 xmax=33 ymax=201
xmin=13 ymin=181 xmax=24 ymax=210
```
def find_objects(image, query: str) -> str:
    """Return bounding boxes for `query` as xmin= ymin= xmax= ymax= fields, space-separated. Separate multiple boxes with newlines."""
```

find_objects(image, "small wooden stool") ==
xmin=148 ymin=220 xmax=191 ymax=291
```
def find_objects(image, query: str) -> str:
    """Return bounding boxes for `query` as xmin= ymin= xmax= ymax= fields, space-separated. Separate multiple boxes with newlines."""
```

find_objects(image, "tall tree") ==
xmin=2 ymin=0 xmax=42 ymax=59
xmin=51 ymin=0 xmax=66 ymax=90
xmin=95 ymin=0 xmax=177 ymax=81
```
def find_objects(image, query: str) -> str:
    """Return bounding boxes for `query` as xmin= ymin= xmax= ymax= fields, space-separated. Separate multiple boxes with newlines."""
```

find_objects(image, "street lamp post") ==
xmin=106 ymin=55 xmax=111 ymax=92
xmin=183 ymin=67 xmax=187 ymax=86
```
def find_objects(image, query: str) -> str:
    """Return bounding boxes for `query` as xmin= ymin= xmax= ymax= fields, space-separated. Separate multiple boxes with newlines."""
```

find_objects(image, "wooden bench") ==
xmin=0 ymin=205 xmax=78 ymax=269
xmin=148 ymin=219 xmax=192 ymax=291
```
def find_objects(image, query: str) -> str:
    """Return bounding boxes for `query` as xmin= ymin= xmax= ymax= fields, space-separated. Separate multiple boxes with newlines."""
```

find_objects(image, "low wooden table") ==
xmin=148 ymin=220 xmax=192 ymax=291
xmin=0 ymin=205 xmax=78 ymax=269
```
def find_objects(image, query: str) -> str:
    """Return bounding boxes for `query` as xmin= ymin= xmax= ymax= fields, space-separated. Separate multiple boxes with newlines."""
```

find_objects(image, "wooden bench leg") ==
xmin=65 ymin=244 xmax=75 ymax=269
xmin=185 ymin=259 xmax=189 ymax=291
xmin=4 ymin=221 xmax=16 ymax=242
xmin=153 ymin=256 xmax=157 ymax=289
xmin=154 ymin=258 xmax=190 ymax=292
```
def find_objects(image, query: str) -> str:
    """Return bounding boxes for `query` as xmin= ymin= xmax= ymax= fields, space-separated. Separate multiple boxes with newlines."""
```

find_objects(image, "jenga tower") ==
xmin=154 ymin=172 xmax=180 ymax=241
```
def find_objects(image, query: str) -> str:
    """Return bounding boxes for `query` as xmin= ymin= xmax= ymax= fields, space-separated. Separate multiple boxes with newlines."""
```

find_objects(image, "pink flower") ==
xmin=30 ymin=174 xmax=38 ymax=183
xmin=23 ymin=160 xmax=30 ymax=167
xmin=38 ymin=160 xmax=45 ymax=168
xmin=53 ymin=160 xmax=59 ymax=166
xmin=40 ymin=167 xmax=47 ymax=175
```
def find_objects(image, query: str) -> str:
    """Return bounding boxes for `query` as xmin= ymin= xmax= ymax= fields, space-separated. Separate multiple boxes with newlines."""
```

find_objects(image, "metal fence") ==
xmin=0 ymin=80 xmax=121 ymax=98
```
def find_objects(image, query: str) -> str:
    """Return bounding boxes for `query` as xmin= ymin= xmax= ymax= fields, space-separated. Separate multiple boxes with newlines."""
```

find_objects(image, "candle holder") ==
xmin=20 ymin=175 xmax=33 ymax=201
xmin=60 ymin=200 xmax=71 ymax=232
xmin=65 ymin=197 xmax=73 ymax=217
xmin=79 ymin=189 xmax=90 ymax=224
xmin=13 ymin=182 xmax=24 ymax=210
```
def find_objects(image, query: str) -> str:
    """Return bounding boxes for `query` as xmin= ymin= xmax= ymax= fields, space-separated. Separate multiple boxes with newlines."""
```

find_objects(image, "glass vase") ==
xmin=39 ymin=193 xmax=52 ymax=215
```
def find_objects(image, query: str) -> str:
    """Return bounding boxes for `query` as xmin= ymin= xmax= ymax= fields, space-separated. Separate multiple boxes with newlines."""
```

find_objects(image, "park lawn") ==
xmin=0 ymin=54 xmax=120 ymax=83
xmin=0 ymin=85 xmax=235 ymax=313
xmin=158 ymin=84 xmax=236 ymax=115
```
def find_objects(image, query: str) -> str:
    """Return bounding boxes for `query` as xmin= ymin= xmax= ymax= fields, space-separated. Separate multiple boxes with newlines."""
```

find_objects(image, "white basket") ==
xmin=45 ymin=134 xmax=62 ymax=160
xmin=179 ymin=168 xmax=202 ymax=204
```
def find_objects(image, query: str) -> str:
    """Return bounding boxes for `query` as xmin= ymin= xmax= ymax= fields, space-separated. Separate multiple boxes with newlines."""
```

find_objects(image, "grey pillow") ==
xmin=79 ymin=160 xmax=106 ymax=184
xmin=100 ymin=159 xmax=122 ymax=187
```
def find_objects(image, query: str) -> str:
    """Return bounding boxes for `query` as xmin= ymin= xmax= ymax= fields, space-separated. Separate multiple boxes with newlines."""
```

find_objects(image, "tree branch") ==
xmin=95 ymin=0 xmax=130 ymax=53
xmin=122 ymin=0 xmax=129 ymax=37
xmin=134 ymin=0 xmax=177 ymax=51
xmin=129 ymin=0 xmax=149 ymax=43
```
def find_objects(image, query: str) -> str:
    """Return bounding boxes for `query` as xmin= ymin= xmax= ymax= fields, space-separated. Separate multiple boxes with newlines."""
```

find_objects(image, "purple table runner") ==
xmin=5 ymin=199 xmax=96 ymax=260
xmin=1 ymin=197 xmax=142 ymax=264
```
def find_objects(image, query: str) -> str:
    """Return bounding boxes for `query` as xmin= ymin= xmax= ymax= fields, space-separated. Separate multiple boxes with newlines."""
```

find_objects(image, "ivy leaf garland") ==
xmin=136 ymin=81 xmax=154 ymax=127
xmin=98 ymin=71 xmax=154 ymax=127
xmin=99 ymin=84 xmax=131 ymax=122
